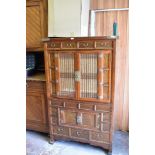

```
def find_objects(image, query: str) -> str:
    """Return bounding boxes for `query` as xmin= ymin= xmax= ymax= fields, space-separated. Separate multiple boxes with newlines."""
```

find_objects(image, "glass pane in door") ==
xmin=59 ymin=53 xmax=75 ymax=97
xmin=80 ymin=54 xmax=97 ymax=98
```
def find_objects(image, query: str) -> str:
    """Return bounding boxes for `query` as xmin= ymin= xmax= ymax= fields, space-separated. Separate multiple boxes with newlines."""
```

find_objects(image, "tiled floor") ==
xmin=26 ymin=130 xmax=129 ymax=155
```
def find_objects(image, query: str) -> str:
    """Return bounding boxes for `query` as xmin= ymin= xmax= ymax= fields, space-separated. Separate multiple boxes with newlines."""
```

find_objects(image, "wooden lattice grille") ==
xmin=59 ymin=53 xmax=75 ymax=97
xmin=80 ymin=54 xmax=98 ymax=98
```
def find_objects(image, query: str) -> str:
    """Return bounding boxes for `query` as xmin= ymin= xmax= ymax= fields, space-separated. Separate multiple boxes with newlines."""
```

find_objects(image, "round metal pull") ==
xmin=76 ymin=131 xmax=81 ymax=136
xmin=97 ymin=133 xmax=100 ymax=138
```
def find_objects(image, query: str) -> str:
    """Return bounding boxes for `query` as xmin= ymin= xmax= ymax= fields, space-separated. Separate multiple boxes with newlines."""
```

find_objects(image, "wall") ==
xmin=90 ymin=0 xmax=129 ymax=131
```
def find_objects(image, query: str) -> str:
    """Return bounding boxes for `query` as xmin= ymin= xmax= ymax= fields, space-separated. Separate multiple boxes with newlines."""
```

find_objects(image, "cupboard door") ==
xmin=79 ymin=51 xmax=112 ymax=102
xmin=26 ymin=91 xmax=48 ymax=132
xmin=49 ymin=52 xmax=75 ymax=98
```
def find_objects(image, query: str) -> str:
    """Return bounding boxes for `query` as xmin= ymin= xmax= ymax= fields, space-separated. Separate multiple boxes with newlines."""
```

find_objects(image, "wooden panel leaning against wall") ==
xmin=90 ymin=0 xmax=129 ymax=131
xmin=90 ymin=0 xmax=129 ymax=9
xmin=26 ymin=0 xmax=48 ymax=51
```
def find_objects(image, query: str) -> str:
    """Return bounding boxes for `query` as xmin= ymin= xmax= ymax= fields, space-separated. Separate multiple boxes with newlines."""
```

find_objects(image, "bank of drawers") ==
xmin=52 ymin=125 xmax=110 ymax=143
xmin=47 ymin=40 xmax=113 ymax=50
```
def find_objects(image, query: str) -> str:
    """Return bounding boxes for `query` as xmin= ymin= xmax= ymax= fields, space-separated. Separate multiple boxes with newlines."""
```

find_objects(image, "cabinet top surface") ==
xmin=42 ymin=36 xmax=118 ymax=42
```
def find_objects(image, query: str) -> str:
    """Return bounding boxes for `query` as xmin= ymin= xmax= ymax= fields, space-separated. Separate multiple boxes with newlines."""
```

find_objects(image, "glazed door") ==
xmin=79 ymin=51 xmax=112 ymax=102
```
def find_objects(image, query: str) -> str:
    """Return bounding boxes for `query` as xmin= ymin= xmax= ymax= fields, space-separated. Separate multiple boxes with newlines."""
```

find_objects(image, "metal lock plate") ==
xmin=74 ymin=71 xmax=80 ymax=81
xmin=77 ymin=115 xmax=82 ymax=124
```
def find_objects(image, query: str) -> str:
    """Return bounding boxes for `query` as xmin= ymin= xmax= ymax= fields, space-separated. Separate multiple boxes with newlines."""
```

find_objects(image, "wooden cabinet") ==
xmin=26 ymin=80 xmax=48 ymax=132
xmin=44 ymin=37 xmax=116 ymax=152
xmin=26 ymin=0 xmax=48 ymax=51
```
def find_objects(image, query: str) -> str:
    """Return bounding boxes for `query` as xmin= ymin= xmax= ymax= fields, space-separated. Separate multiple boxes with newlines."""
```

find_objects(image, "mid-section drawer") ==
xmin=53 ymin=126 xmax=69 ymax=136
xmin=71 ymin=128 xmax=89 ymax=140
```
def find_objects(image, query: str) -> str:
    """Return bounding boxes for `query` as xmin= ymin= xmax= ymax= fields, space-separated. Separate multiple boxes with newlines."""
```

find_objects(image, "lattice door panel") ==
xmin=59 ymin=53 xmax=75 ymax=97
xmin=80 ymin=54 xmax=98 ymax=98
xmin=80 ymin=51 xmax=112 ymax=101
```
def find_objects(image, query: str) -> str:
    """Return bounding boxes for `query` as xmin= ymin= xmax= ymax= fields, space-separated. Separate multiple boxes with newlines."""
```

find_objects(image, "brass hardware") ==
xmin=98 ymin=53 xmax=103 ymax=58
xmin=96 ymin=114 xmax=100 ymax=129
xmin=76 ymin=131 xmax=81 ymax=136
xmin=77 ymin=103 xmax=81 ymax=109
xmin=51 ymin=43 xmax=55 ymax=47
xmin=97 ymin=133 xmax=100 ymax=137
xmin=98 ymin=95 xmax=103 ymax=99
xmin=58 ymin=128 xmax=63 ymax=132
xmin=94 ymin=105 xmax=96 ymax=111
xmin=77 ymin=115 xmax=82 ymax=124
xmin=74 ymin=71 xmax=80 ymax=81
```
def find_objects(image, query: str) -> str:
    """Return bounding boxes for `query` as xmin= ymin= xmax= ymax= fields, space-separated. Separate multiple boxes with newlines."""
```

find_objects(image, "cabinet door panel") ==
xmin=79 ymin=51 xmax=112 ymax=102
xmin=49 ymin=52 xmax=75 ymax=98
xmin=26 ymin=92 xmax=46 ymax=124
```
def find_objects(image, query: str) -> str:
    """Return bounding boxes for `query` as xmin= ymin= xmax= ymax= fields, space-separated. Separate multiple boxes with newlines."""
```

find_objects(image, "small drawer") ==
xmin=95 ymin=41 xmax=112 ymax=49
xmin=47 ymin=42 xmax=61 ymax=49
xmin=53 ymin=126 xmax=69 ymax=136
xmin=96 ymin=104 xmax=111 ymax=112
xmin=26 ymin=81 xmax=45 ymax=91
xmin=91 ymin=132 xmax=110 ymax=143
xmin=61 ymin=42 xmax=77 ymax=49
xmin=79 ymin=102 xmax=94 ymax=110
xmin=52 ymin=99 xmax=63 ymax=107
xmin=78 ymin=41 xmax=94 ymax=49
xmin=71 ymin=128 xmax=89 ymax=140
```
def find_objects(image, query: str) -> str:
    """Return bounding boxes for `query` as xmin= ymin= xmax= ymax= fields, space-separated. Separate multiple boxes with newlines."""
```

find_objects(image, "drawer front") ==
xmin=95 ymin=41 xmax=112 ymax=49
xmin=78 ymin=41 xmax=94 ymax=49
xmin=26 ymin=81 xmax=45 ymax=91
xmin=61 ymin=42 xmax=77 ymax=49
xmin=47 ymin=42 xmax=61 ymax=49
xmin=53 ymin=126 xmax=69 ymax=136
xmin=71 ymin=128 xmax=89 ymax=140
xmin=91 ymin=131 xmax=110 ymax=143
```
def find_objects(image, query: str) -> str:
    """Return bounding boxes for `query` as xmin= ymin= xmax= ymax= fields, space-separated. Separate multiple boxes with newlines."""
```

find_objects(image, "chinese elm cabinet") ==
xmin=44 ymin=37 xmax=116 ymax=152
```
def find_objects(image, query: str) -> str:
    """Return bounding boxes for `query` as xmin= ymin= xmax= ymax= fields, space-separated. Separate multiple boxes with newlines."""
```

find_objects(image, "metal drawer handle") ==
xmin=84 ymin=43 xmax=88 ymax=47
xmin=51 ymin=43 xmax=55 ymax=47
xmin=58 ymin=128 xmax=63 ymax=132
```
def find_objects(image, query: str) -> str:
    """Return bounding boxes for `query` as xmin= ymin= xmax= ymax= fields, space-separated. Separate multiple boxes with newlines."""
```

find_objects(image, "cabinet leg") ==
xmin=49 ymin=139 xmax=54 ymax=144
